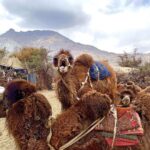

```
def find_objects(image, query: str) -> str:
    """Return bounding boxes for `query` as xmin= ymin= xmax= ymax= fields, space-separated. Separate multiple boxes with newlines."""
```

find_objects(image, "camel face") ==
xmin=117 ymin=83 xmax=136 ymax=107
xmin=3 ymin=79 xmax=36 ymax=108
xmin=53 ymin=50 xmax=73 ymax=74
xmin=120 ymin=91 xmax=133 ymax=107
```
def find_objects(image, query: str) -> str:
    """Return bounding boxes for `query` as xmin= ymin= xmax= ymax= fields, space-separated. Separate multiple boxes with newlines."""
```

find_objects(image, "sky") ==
xmin=0 ymin=0 xmax=150 ymax=53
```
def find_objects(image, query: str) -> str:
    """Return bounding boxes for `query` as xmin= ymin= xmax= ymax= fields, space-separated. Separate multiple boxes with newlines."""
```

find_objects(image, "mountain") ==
xmin=0 ymin=29 xmax=149 ymax=66
xmin=0 ymin=29 xmax=119 ymax=65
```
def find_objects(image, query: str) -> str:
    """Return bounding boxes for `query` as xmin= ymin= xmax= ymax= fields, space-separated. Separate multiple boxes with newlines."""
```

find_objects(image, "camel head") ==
xmin=120 ymin=89 xmax=135 ymax=107
xmin=117 ymin=82 xmax=137 ymax=107
xmin=3 ymin=79 xmax=36 ymax=109
xmin=53 ymin=49 xmax=74 ymax=74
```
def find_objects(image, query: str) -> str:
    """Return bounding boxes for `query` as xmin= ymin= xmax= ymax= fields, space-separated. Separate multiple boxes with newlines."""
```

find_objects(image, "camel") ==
xmin=53 ymin=49 xmax=117 ymax=110
xmin=118 ymin=81 xmax=150 ymax=150
xmin=4 ymin=79 xmax=52 ymax=150
xmin=53 ymin=50 xmax=78 ymax=110
xmin=49 ymin=90 xmax=111 ymax=150
xmin=49 ymin=90 xmax=142 ymax=150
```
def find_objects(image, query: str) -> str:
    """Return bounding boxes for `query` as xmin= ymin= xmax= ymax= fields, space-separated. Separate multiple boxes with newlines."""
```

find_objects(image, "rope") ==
xmin=111 ymin=105 xmax=118 ymax=149
xmin=79 ymin=69 xmax=93 ymax=91
xmin=58 ymin=116 xmax=105 ymax=150
xmin=59 ymin=68 xmax=94 ymax=101
xmin=47 ymin=116 xmax=55 ymax=150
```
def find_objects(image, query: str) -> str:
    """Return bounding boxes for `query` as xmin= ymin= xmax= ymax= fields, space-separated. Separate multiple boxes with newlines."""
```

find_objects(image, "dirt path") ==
xmin=0 ymin=90 xmax=61 ymax=150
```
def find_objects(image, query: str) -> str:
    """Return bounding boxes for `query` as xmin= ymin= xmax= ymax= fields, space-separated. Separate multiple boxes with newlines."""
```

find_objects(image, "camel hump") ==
xmin=4 ymin=79 xmax=36 ymax=103
xmin=89 ymin=61 xmax=111 ymax=80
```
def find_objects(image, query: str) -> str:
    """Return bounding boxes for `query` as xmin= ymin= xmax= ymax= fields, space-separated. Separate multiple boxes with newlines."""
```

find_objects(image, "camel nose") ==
xmin=61 ymin=60 xmax=66 ymax=66
xmin=122 ymin=96 xmax=130 ymax=106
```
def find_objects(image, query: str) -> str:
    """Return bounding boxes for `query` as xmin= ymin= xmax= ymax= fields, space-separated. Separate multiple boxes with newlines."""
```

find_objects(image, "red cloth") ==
xmin=106 ymin=137 xmax=139 ymax=146
xmin=95 ymin=107 xmax=144 ymax=147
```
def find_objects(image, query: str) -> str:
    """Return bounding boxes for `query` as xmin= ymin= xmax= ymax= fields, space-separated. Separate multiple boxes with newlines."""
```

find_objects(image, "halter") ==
xmin=58 ymin=65 xmax=93 ymax=101
xmin=79 ymin=68 xmax=93 ymax=91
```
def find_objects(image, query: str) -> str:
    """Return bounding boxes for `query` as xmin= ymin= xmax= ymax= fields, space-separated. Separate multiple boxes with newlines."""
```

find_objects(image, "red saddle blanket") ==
xmin=95 ymin=107 xmax=144 ymax=147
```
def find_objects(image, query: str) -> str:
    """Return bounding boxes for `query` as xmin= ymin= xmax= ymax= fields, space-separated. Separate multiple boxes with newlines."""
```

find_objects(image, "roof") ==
xmin=0 ymin=56 xmax=24 ymax=69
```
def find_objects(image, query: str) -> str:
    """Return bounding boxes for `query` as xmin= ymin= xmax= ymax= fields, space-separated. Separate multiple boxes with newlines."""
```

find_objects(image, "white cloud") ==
xmin=0 ymin=0 xmax=150 ymax=53
xmin=63 ymin=0 xmax=150 ymax=53
xmin=0 ymin=3 xmax=22 ymax=33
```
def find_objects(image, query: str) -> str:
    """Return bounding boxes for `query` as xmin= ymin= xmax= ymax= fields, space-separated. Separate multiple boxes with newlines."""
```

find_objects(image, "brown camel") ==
xmin=118 ymin=81 xmax=150 ymax=150
xmin=49 ymin=90 xmax=142 ymax=150
xmin=4 ymin=79 xmax=52 ymax=150
xmin=49 ymin=90 xmax=111 ymax=150
xmin=53 ymin=50 xmax=117 ymax=110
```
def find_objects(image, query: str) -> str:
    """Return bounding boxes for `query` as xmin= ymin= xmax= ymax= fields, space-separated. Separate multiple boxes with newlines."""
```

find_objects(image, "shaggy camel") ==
xmin=4 ymin=79 xmax=52 ymax=150
xmin=50 ymin=91 xmax=111 ymax=150
xmin=117 ymin=81 xmax=150 ymax=119
xmin=53 ymin=50 xmax=117 ymax=110
xmin=118 ymin=81 xmax=150 ymax=150
xmin=53 ymin=50 xmax=79 ymax=110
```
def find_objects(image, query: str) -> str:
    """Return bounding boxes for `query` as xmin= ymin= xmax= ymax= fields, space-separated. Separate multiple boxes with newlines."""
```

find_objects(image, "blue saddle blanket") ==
xmin=89 ymin=62 xmax=111 ymax=80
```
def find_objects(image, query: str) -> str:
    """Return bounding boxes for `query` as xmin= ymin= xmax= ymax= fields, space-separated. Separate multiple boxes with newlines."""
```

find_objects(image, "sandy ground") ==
xmin=0 ymin=90 xmax=61 ymax=150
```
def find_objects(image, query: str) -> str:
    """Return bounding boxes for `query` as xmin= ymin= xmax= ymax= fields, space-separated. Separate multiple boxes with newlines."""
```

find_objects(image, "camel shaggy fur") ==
xmin=4 ymin=79 xmax=52 ymax=150
xmin=53 ymin=50 xmax=79 ymax=110
xmin=50 ymin=91 xmax=111 ymax=150
xmin=72 ymin=54 xmax=117 ymax=101
xmin=53 ymin=50 xmax=117 ymax=110
xmin=0 ymin=100 xmax=6 ymax=117
xmin=118 ymin=81 xmax=150 ymax=149
xmin=117 ymin=81 xmax=150 ymax=120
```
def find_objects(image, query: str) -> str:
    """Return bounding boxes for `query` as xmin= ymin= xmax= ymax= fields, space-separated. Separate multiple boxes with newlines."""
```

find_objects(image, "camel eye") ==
xmin=68 ymin=56 xmax=73 ymax=62
xmin=53 ymin=57 xmax=58 ymax=66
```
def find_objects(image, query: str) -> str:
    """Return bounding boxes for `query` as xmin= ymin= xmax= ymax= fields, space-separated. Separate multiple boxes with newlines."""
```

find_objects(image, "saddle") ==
xmin=95 ymin=107 xmax=144 ymax=147
xmin=89 ymin=61 xmax=111 ymax=80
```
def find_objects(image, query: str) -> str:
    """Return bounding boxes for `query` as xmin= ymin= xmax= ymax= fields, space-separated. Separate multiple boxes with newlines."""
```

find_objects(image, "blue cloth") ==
xmin=27 ymin=73 xmax=37 ymax=84
xmin=89 ymin=62 xmax=111 ymax=80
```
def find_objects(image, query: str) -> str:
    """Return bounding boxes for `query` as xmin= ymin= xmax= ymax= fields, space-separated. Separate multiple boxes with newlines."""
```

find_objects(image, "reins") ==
xmin=47 ymin=105 xmax=117 ymax=150
xmin=59 ymin=116 xmax=105 ymax=150
xmin=111 ymin=105 xmax=118 ymax=149
xmin=47 ymin=116 xmax=105 ymax=150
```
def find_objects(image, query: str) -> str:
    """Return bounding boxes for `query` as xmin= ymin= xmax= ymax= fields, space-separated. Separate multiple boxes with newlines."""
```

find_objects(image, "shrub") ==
xmin=14 ymin=47 xmax=54 ymax=90
xmin=117 ymin=62 xmax=150 ymax=88
xmin=118 ymin=49 xmax=142 ymax=68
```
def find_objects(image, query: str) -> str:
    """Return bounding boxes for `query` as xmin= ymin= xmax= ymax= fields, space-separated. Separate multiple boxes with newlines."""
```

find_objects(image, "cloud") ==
xmin=99 ymin=0 xmax=150 ymax=14
xmin=1 ymin=0 xmax=90 ymax=29
xmin=65 ymin=0 xmax=150 ymax=53
xmin=1 ymin=0 xmax=150 ymax=53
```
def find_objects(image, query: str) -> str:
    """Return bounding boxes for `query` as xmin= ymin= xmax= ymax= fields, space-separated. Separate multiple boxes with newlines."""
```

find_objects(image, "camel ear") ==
xmin=53 ymin=57 xmax=58 ymax=67
xmin=14 ymin=101 xmax=25 ymax=114
xmin=68 ymin=55 xmax=74 ymax=64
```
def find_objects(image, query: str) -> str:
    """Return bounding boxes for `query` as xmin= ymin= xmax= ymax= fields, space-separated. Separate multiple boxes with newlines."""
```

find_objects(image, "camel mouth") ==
xmin=60 ymin=60 xmax=67 ymax=67
xmin=58 ymin=59 xmax=70 ymax=73
xmin=121 ymin=95 xmax=131 ymax=106
xmin=59 ymin=66 xmax=69 ymax=73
